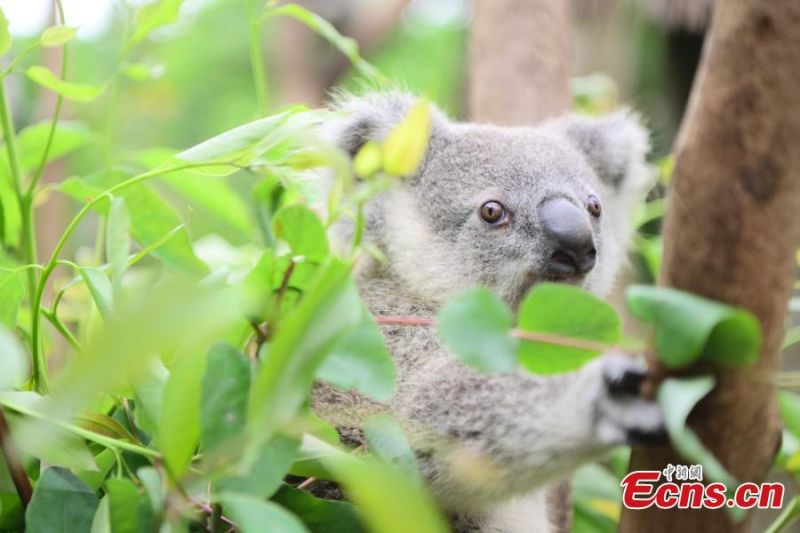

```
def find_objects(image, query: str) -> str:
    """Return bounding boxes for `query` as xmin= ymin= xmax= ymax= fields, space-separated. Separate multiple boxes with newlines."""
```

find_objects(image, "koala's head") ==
xmin=324 ymin=92 xmax=653 ymax=308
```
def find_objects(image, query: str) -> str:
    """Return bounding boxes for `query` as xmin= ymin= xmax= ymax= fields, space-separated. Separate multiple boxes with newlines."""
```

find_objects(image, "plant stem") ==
xmin=0 ymin=395 xmax=158 ymax=458
xmin=0 ymin=76 xmax=39 ymax=355
xmin=27 ymin=0 xmax=68 ymax=196
xmin=373 ymin=315 xmax=635 ymax=354
xmin=0 ymin=409 xmax=32 ymax=507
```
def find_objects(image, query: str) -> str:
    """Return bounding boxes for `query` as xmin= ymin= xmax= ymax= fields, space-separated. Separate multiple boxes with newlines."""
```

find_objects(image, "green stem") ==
xmin=0 ymin=75 xmax=38 ymax=350
xmin=0 ymin=395 xmax=158 ymax=458
xmin=27 ymin=0 xmax=68 ymax=196
xmin=41 ymin=309 xmax=81 ymax=353
xmin=247 ymin=0 xmax=269 ymax=115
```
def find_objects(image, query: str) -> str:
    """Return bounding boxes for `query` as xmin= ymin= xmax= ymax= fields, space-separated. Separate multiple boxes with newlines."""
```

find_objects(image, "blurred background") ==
xmin=0 ymin=0 xmax=712 ymax=267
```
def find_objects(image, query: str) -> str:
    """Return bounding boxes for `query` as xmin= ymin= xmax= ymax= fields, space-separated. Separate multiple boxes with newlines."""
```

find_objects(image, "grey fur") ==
xmin=313 ymin=92 xmax=662 ymax=532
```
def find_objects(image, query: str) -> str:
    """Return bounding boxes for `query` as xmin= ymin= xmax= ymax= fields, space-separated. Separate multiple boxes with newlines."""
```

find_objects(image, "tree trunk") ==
xmin=620 ymin=1 xmax=800 ymax=531
xmin=467 ymin=0 xmax=572 ymax=124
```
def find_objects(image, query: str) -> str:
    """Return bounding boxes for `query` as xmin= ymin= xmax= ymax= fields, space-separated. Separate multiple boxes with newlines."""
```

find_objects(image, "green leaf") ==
xmin=382 ymin=98 xmax=431 ymax=177
xmin=90 ymin=495 xmax=110 ymax=533
xmin=14 ymin=120 xmax=92 ymax=172
xmin=626 ymin=285 xmax=762 ymax=369
xmin=80 ymin=267 xmax=113 ymax=320
xmin=175 ymin=110 xmax=296 ymax=172
xmin=201 ymin=343 xmax=250 ymax=454
xmin=130 ymin=0 xmax=184 ymax=45
xmin=0 ymin=327 xmax=27 ymax=390
xmin=131 ymin=359 xmax=169 ymax=438
xmin=217 ymin=434 xmax=299 ymax=498
xmin=60 ymin=174 xmax=207 ymax=275
xmin=75 ymin=413 xmax=138 ymax=443
xmin=289 ymin=435 xmax=354 ymax=480
xmin=106 ymin=197 xmax=130 ymax=295
xmin=246 ymin=260 xmax=361 ymax=463
xmin=353 ymin=141 xmax=382 ymax=178
xmin=437 ymin=287 xmax=517 ymax=373
xmin=517 ymin=283 xmax=620 ymax=374
xmin=0 ymin=269 xmax=24 ymax=329
xmin=325 ymin=458 xmax=448 ymax=533
xmin=658 ymin=377 xmax=736 ymax=488
xmin=0 ymin=8 xmax=11 ymax=56
xmin=318 ymin=303 xmax=395 ymax=402
xmin=137 ymin=467 xmax=163 ymax=516
xmin=273 ymin=485 xmax=366 ymax=533
xmin=40 ymin=26 xmax=77 ymax=47
xmin=105 ymin=478 xmax=143 ymax=533
xmin=160 ymin=350 xmax=206 ymax=477
xmin=26 ymin=467 xmax=98 ymax=533
xmin=218 ymin=495 xmax=307 ymax=533
xmin=272 ymin=204 xmax=329 ymax=263
xmin=77 ymin=449 xmax=117 ymax=491
xmin=363 ymin=415 xmax=419 ymax=481
xmin=26 ymin=66 xmax=104 ymax=103
xmin=126 ymin=147 xmax=253 ymax=239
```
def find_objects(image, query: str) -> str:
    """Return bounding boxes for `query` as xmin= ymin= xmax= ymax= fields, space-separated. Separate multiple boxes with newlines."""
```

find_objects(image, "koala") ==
xmin=312 ymin=92 xmax=664 ymax=533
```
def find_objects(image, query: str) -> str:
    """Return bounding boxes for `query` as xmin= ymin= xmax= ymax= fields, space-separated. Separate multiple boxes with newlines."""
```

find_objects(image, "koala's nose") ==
xmin=539 ymin=198 xmax=596 ymax=275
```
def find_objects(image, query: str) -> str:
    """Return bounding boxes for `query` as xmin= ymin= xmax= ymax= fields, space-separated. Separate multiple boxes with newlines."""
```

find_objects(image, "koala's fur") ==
xmin=313 ymin=92 xmax=663 ymax=532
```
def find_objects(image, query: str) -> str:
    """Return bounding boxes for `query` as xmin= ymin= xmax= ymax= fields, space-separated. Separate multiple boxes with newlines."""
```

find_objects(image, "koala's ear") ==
xmin=543 ymin=110 xmax=654 ymax=193
xmin=321 ymin=91 xmax=448 ymax=158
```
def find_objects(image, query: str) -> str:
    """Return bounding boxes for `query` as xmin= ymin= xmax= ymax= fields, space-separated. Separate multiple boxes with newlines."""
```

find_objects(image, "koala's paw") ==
xmin=594 ymin=353 xmax=667 ymax=446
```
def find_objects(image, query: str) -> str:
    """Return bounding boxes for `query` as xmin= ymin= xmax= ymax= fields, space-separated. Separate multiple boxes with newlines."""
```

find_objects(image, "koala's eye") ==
xmin=479 ymin=201 xmax=507 ymax=224
xmin=586 ymin=195 xmax=602 ymax=218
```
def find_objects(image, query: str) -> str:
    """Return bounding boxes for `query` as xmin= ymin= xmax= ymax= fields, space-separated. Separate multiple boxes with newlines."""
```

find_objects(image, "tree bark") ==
xmin=467 ymin=0 xmax=572 ymax=124
xmin=620 ymin=1 xmax=800 ymax=531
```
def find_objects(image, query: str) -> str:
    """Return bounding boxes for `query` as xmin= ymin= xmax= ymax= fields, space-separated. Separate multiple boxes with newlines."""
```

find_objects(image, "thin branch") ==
xmin=0 ymin=409 xmax=33 ymax=507
xmin=373 ymin=315 xmax=636 ymax=354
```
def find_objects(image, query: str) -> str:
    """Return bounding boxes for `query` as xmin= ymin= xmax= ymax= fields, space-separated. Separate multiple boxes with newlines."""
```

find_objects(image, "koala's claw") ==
xmin=594 ymin=353 xmax=666 ymax=446
xmin=603 ymin=356 xmax=648 ymax=397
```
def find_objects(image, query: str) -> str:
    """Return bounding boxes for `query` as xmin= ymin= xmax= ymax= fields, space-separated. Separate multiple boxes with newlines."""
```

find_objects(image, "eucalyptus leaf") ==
xmin=106 ymin=197 xmax=130 ymax=295
xmin=60 ymin=174 xmax=207 ymax=275
xmin=363 ymin=415 xmax=419 ymax=481
xmin=0 ymin=7 xmax=11 ymax=56
xmin=518 ymin=283 xmax=620 ymax=375
xmin=40 ymin=26 xmax=77 ymax=47
xmin=26 ymin=467 xmax=98 ymax=533
xmin=217 ymin=435 xmax=299 ymax=498
xmin=26 ymin=66 xmax=104 ymax=102
xmin=160 ymin=350 xmax=206 ymax=477
xmin=318 ymin=303 xmax=396 ymax=402
xmin=218 ymin=495 xmax=308 ymax=533
xmin=80 ymin=267 xmax=114 ymax=320
xmin=130 ymin=0 xmax=184 ymax=45
xmin=382 ymin=98 xmax=431 ymax=177
xmin=105 ymin=478 xmax=143 ymax=533
xmin=658 ymin=377 xmax=736 ymax=488
xmin=626 ymin=285 xmax=761 ymax=369
xmin=201 ymin=343 xmax=250 ymax=454
xmin=437 ymin=287 xmax=517 ymax=373
xmin=273 ymin=485 xmax=366 ymax=533
xmin=272 ymin=204 xmax=329 ymax=263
